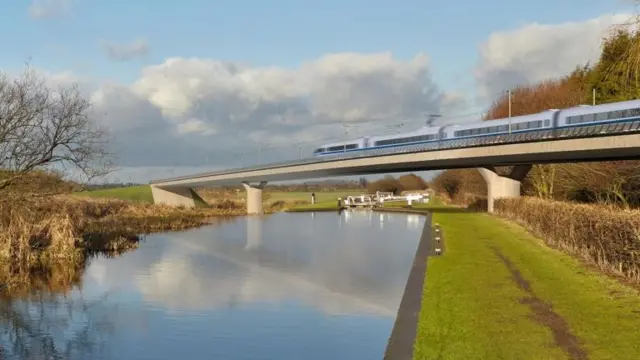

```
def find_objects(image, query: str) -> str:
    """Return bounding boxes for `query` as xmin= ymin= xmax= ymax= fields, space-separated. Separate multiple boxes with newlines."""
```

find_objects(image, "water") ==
xmin=0 ymin=211 xmax=424 ymax=360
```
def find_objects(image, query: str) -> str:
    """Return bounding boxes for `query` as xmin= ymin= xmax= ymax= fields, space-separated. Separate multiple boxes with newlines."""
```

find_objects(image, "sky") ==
xmin=1 ymin=0 xmax=637 ymax=183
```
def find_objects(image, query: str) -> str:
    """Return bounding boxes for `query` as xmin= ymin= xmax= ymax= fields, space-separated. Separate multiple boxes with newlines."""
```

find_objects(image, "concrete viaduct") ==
xmin=149 ymin=133 xmax=640 ymax=214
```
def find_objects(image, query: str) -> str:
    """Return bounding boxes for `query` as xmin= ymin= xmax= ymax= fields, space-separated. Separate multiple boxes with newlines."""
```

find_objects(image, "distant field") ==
xmin=77 ymin=185 xmax=153 ymax=202
xmin=78 ymin=185 xmax=364 ymax=205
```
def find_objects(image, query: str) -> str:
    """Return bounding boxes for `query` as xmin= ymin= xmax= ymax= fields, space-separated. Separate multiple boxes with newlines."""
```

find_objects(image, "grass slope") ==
xmin=413 ymin=205 xmax=640 ymax=360
xmin=78 ymin=185 xmax=153 ymax=202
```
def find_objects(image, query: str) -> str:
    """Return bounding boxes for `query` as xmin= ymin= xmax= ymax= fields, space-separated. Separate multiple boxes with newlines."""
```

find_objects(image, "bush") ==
xmin=367 ymin=176 xmax=404 ymax=194
xmin=397 ymin=173 xmax=428 ymax=191
xmin=495 ymin=197 xmax=640 ymax=284
xmin=430 ymin=169 xmax=486 ymax=204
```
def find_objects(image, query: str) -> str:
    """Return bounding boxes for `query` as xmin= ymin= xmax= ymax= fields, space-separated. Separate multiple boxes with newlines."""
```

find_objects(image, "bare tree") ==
xmin=0 ymin=66 xmax=114 ymax=194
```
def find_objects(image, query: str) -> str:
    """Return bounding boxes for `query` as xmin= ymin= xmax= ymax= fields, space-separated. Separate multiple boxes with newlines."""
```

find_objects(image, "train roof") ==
xmin=452 ymin=110 xmax=558 ymax=129
xmin=558 ymin=99 xmax=640 ymax=116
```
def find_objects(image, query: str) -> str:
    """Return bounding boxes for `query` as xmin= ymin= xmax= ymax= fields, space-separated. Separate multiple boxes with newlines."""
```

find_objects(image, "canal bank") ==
xmin=383 ymin=211 xmax=433 ymax=360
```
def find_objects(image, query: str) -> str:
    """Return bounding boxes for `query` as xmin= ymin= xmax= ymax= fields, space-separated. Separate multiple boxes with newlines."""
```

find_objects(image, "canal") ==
xmin=0 ymin=211 xmax=425 ymax=360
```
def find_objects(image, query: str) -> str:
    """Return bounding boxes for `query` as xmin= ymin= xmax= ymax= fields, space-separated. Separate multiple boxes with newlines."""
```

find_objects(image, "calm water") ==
xmin=0 ymin=211 xmax=424 ymax=360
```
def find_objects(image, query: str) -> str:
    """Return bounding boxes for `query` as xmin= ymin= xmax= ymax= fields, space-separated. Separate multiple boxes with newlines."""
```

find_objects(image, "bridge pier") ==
xmin=242 ymin=181 xmax=268 ymax=215
xmin=477 ymin=165 xmax=531 ymax=213
xmin=150 ymin=185 xmax=202 ymax=208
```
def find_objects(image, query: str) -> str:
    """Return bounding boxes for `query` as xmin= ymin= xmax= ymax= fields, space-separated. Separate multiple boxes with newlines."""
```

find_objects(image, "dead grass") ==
xmin=0 ymin=195 xmax=247 ymax=292
xmin=495 ymin=197 xmax=640 ymax=285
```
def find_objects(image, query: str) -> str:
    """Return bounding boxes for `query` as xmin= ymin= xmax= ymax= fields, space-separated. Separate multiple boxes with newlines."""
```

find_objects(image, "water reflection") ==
xmin=2 ymin=211 xmax=424 ymax=360
xmin=0 ymin=247 xmax=139 ymax=360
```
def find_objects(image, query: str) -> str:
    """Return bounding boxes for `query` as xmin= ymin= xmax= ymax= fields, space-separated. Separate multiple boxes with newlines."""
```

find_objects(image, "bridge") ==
xmin=149 ymin=128 xmax=640 ymax=214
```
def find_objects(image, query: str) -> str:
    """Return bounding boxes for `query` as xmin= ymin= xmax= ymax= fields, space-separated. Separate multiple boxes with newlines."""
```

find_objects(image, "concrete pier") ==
xmin=477 ymin=165 xmax=531 ymax=213
xmin=242 ymin=181 xmax=268 ymax=215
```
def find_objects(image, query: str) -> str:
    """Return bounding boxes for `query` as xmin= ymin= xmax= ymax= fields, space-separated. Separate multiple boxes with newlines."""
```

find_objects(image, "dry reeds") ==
xmin=495 ymin=197 xmax=640 ymax=285
xmin=0 ymin=195 xmax=244 ymax=269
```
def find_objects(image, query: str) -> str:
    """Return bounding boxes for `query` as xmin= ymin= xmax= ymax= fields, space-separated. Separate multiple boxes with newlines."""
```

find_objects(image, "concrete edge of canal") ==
xmin=382 ymin=209 xmax=432 ymax=360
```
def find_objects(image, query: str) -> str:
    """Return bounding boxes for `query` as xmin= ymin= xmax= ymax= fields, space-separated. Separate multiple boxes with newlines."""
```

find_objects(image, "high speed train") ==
xmin=313 ymin=99 xmax=640 ymax=157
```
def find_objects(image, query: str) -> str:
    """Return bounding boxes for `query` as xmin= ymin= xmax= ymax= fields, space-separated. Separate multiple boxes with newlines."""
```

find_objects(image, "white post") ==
xmin=507 ymin=89 xmax=512 ymax=135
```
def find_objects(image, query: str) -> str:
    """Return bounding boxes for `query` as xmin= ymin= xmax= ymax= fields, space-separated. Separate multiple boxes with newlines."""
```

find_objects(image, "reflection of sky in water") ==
xmin=3 ymin=211 xmax=424 ymax=360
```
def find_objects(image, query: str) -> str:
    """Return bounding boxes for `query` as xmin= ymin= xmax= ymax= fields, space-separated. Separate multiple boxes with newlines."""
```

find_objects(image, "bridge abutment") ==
xmin=242 ymin=181 xmax=268 ymax=215
xmin=477 ymin=165 xmax=531 ymax=213
xmin=150 ymin=185 xmax=201 ymax=208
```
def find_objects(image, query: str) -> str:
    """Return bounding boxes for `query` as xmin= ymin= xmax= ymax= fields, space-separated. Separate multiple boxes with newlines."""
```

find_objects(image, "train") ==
xmin=312 ymin=99 xmax=640 ymax=157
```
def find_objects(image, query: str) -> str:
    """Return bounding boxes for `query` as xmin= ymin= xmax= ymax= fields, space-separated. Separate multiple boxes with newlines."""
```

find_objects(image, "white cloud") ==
xmin=102 ymin=38 xmax=150 ymax=62
xmin=28 ymin=0 xmax=72 ymax=19
xmin=77 ymin=52 xmax=445 ymax=179
xmin=475 ymin=13 xmax=633 ymax=101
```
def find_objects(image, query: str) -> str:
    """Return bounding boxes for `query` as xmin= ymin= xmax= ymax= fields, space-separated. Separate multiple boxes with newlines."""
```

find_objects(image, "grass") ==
xmin=411 ymin=203 xmax=640 ymax=360
xmin=77 ymin=185 xmax=153 ymax=202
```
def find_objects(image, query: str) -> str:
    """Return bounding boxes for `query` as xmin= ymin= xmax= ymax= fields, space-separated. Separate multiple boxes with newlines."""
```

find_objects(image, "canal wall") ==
xmin=383 ymin=211 xmax=433 ymax=360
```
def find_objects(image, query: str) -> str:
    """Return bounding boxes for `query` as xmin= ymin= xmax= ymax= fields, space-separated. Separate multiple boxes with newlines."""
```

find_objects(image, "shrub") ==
xmin=495 ymin=197 xmax=640 ymax=284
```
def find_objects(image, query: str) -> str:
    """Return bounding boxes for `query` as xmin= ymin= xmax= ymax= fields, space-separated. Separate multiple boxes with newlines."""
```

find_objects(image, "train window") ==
xmin=544 ymin=119 xmax=550 ymax=126
xmin=326 ymin=144 xmax=357 ymax=151
xmin=581 ymin=114 xmax=594 ymax=122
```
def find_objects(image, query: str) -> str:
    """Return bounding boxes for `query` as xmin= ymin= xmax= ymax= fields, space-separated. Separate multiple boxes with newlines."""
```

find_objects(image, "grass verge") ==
xmin=412 ymin=203 xmax=640 ymax=360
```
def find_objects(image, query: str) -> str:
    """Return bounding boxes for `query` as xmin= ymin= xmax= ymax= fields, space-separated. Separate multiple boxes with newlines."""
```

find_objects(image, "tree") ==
xmin=366 ymin=175 xmax=404 ymax=195
xmin=397 ymin=173 xmax=428 ymax=191
xmin=484 ymin=76 xmax=588 ymax=120
xmin=0 ymin=66 xmax=113 ymax=194
xmin=589 ymin=27 xmax=640 ymax=102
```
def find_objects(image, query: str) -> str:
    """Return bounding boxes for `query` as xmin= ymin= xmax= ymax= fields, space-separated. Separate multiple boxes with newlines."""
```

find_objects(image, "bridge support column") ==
xmin=151 ymin=185 xmax=202 ymax=208
xmin=242 ymin=181 xmax=268 ymax=215
xmin=477 ymin=165 xmax=531 ymax=213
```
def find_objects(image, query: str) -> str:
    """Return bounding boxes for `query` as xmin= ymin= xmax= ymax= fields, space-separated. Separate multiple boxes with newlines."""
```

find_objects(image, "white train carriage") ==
xmin=367 ymin=125 xmax=441 ymax=153
xmin=441 ymin=110 xmax=557 ymax=140
xmin=555 ymin=100 xmax=640 ymax=137
xmin=313 ymin=137 xmax=370 ymax=156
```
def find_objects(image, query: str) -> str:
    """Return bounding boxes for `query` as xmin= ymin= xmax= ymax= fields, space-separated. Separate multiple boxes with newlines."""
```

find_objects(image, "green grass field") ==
xmin=412 ymin=203 xmax=640 ymax=360
xmin=77 ymin=185 xmax=154 ymax=202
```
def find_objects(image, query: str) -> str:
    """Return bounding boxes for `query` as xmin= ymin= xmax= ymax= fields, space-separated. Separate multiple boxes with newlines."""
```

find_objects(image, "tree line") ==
xmin=432 ymin=26 xmax=640 ymax=208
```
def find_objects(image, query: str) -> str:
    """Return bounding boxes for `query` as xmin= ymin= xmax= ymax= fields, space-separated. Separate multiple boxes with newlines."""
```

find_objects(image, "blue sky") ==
xmin=1 ymin=0 xmax=635 ymax=182
xmin=2 ymin=0 xmax=630 ymax=88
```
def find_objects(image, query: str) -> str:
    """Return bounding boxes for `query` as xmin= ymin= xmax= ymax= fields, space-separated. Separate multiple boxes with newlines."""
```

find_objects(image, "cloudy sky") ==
xmin=1 ymin=0 xmax=635 ymax=183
